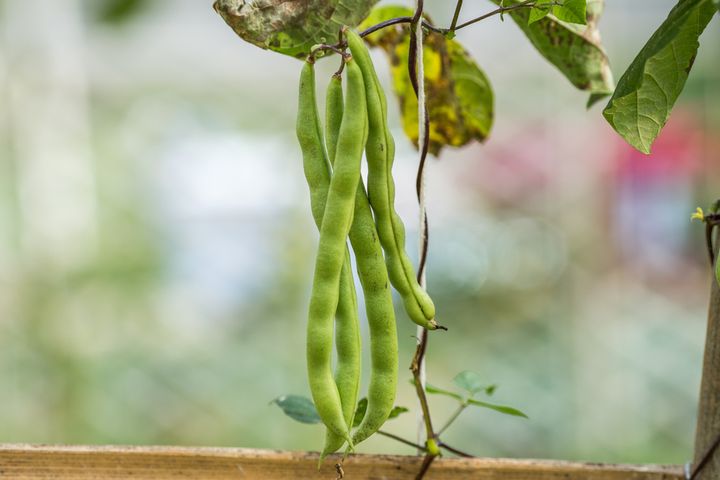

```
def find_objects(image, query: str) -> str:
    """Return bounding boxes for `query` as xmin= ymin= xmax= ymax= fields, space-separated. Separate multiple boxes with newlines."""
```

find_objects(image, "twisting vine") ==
xmin=407 ymin=1 xmax=439 ymax=478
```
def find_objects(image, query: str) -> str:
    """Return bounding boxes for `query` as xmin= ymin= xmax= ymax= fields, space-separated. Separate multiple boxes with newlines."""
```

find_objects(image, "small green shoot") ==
xmin=412 ymin=370 xmax=527 ymax=437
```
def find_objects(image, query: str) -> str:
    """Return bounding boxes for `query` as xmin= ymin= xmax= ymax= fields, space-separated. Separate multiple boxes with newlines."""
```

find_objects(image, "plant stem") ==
xmin=409 ymin=349 xmax=434 ymax=441
xmin=360 ymin=16 xmax=412 ymax=37
xmin=357 ymin=2 xmax=545 ymax=42
xmin=450 ymin=0 xmax=464 ymax=32
xmin=438 ymin=441 xmax=475 ymax=458
xmin=409 ymin=3 xmax=440 ymax=480
xmin=437 ymin=403 xmax=467 ymax=436
xmin=411 ymin=338 xmax=435 ymax=438
xmin=415 ymin=454 xmax=437 ymax=480
xmin=359 ymin=17 xmax=446 ymax=38
xmin=452 ymin=0 xmax=533 ymax=31
xmin=703 ymin=213 xmax=720 ymax=266
xmin=408 ymin=5 xmax=431 ymax=282
xmin=377 ymin=430 xmax=427 ymax=451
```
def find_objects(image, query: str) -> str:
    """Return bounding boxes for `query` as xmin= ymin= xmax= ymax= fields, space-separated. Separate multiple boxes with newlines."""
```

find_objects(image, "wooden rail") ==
xmin=693 ymin=244 xmax=720 ymax=479
xmin=0 ymin=444 xmax=683 ymax=479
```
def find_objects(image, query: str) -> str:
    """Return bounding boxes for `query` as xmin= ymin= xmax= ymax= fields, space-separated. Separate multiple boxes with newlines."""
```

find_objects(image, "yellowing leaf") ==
xmin=491 ymin=0 xmax=613 ymax=107
xmin=360 ymin=6 xmax=494 ymax=155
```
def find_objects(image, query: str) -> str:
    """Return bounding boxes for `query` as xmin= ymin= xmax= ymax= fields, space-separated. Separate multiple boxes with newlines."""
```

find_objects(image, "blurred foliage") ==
xmin=85 ymin=0 xmax=151 ymax=25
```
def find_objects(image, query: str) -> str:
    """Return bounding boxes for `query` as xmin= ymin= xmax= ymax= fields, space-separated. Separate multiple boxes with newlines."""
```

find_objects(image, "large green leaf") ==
xmin=360 ymin=6 xmax=494 ymax=155
xmin=603 ymin=0 xmax=716 ymax=154
xmin=492 ymin=0 xmax=613 ymax=106
xmin=214 ymin=0 xmax=379 ymax=58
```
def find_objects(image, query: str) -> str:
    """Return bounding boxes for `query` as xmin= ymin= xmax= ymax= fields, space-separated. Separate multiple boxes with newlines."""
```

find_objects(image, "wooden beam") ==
xmin=0 ymin=444 xmax=683 ymax=479
xmin=693 ymin=252 xmax=720 ymax=479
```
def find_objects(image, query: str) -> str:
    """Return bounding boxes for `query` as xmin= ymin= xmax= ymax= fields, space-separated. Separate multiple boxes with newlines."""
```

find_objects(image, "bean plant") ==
xmin=214 ymin=0 xmax=719 ymax=478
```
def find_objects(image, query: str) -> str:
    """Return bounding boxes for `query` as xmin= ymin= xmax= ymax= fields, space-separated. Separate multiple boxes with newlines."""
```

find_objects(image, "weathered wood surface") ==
xmin=693 ymin=251 xmax=720 ymax=479
xmin=0 ymin=444 xmax=683 ymax=479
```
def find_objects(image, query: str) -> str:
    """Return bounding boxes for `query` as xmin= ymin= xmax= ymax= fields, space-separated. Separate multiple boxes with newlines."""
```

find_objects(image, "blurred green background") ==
xmin=0 ymin=0 xmax=719 ymax=465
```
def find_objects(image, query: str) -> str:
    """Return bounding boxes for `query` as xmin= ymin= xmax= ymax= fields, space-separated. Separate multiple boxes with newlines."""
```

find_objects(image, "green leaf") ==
xmin=467 ymin=399 xmax=529 ymax=418
xmin=453 ymin=371 xmax=487 ymax=395
xmin=388 ymin=405 xmax=410 ymax=420
xmin=352 ymin=398 xmax=405 ymax=427
xmin=214 ymin=0 xmax=379 ymax=58
xmin=425 ymin=383 xmax=464 ymax=402
xmin=360 ymin=6 xmax=494 ymax=155
xmin=409 ymin=378 xmax=465 ymax=402
xmin=711 ymin=200 xmax=720 ymax=215
xmin=491 ymin=0 xmax=613 ymax=105
xmin=552 ymin=0 xmax=587 ymax=25
xmin=528 ymin=0 xmax=553 ymax=24
xmin=270 ymin=395 xmax=322 ymax=424
xmin=453 ymin=372 xmax=499 ymax=397
xmin=352 ymin=398 xmax=368 ymax=428
xmin=602 ymin=0 xmax=716 ymax=154
xmin=586 ymin=92 xmax=608 ymax=109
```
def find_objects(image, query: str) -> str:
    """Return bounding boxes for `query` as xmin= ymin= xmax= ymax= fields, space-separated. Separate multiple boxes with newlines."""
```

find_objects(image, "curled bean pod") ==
xmin=305 ymin=56 xmax=367 ymax=443
xmin=320 ymin=72 xmax=362 ymax=460
xmin=297 ymin=61 xmax=332 ymax=230
xmin=345 ymin=29 xmax=438 ymax=331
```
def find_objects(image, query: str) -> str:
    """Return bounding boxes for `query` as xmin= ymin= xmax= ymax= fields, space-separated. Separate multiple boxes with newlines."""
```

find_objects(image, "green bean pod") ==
xmin=345 ymin=29 xmax=438 ymax=331
xmin=318 ymin=72 xmax=363 ymax=460
xmin=324 ymin=54 xmax=398 ymax=449
xmin=325 ymin=73 xmax=345 ymax=169
xmin=305 ymin=56 xmax=367 ymax=443
xmin=347 ymin=180 xmax=399 ymax=447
